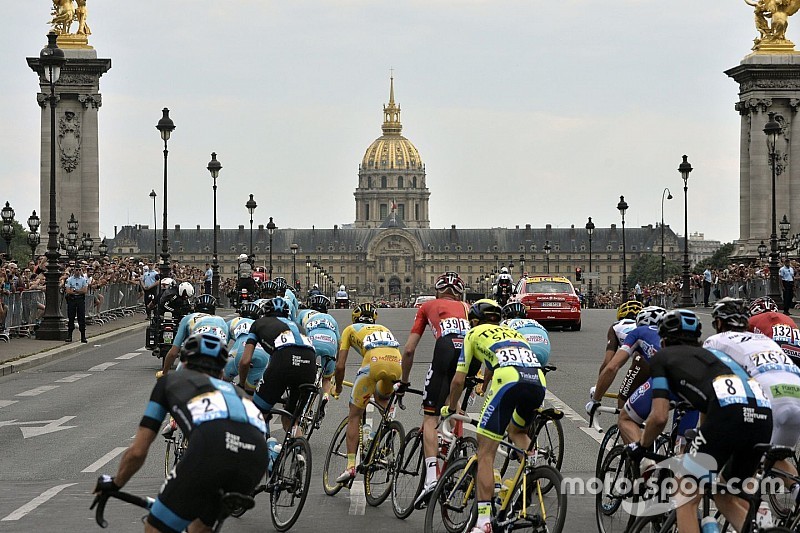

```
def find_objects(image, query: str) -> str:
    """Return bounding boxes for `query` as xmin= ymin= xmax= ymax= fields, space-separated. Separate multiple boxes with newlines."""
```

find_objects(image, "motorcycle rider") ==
xmin=335 ymin=285 xmax=349 ymax=308
xmin=158 ymin=279 xmax=193 ymax=322
xmin=493 ymin=267 xmax=515 ymax=305
xmin=236 ymin=253 xmax=256 ymax=305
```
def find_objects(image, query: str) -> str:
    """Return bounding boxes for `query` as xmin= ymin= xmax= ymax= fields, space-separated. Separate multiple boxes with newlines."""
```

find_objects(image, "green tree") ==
xmin=628 ymin=253 xmax=682 ymax=286
xmin=694 ymin=242 xmax=735 ymax=272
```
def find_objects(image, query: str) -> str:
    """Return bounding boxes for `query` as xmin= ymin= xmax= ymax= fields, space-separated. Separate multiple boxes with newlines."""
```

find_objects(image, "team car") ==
xmin=512 ymin=275 xmax=581 ymax=330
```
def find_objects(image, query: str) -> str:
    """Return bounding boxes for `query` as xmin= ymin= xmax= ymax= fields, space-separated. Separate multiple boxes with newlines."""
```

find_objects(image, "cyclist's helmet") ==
xmin=711 ymin=297 xmax=750 ymax=330
xmin=658 ymin=309 xmax=702 ymax=342
xmin=273 ymin=277 xmax=288 ymax=292
xmin=195 ymin=294 xmax=216 ymax=314
xmin=501 ymin=301 xmax=527 ymax=320
xmin=160 ymin=277 xmax=176 ymax=290
xmin=178 ymin=282 xmax=195 ymax=299
xmin=469 ymin=299 xmax=503 ymax=324
xmin=434 ymin=271 xmax=465 ymax=295
xmin=261 ymin=297 xmax=290 ymax=318
xmin=262 ymin=280 xmax=279 ymax=296
xmin=309 ymin=294 xmax=331 ymax=313
xmin=339 ymin=285 xmax=346 ymax=292
xmin=749 ymin=296 xmax=779 ymax=316
xmin=239 ymin=301 xmax=262 ymax=319
xmin=616 ymin=300 xmax=644 ymax=321
xmin=635 ymin=306 xmax=667 ymax=327
xmin=352 ymin=303 xmax=377 ymax=324
xmin=181 ymin=332 xmax=229 ymax=372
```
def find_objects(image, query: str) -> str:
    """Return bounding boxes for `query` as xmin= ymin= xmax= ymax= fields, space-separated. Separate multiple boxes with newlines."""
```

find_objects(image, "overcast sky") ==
xmin=0 ymin=1 xmax=770 ymax=243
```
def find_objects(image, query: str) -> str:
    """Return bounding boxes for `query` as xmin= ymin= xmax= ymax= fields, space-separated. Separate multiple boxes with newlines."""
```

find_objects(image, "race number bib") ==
xmin=495 ymin=346 xmax=539 ymax=368
xmin=232 ymin=321 xmax=251 ymax=339
xmin=275 ymin=330 xmax=314 ymax=349
xmin=749 ymin=350 xmax=800 ymax=376
xmin=749 ymin=378 xmax=771 ymax=408
xmin=187 ymin=391 xmax=229 ymax=425
xmin=772 ymin=324 xmax=800 ymax=343
xmin=306 ymin=318 xmax=335 ymax=332
xmin=713 ymin=375 xmax=748 ymax=407
xmin=363 ymin=330 xmax=399 ymax=350
xmin=193 ymin=325 xmax=227 ymax=343
xmin=439 ymin=317 xmax=470 ymax=337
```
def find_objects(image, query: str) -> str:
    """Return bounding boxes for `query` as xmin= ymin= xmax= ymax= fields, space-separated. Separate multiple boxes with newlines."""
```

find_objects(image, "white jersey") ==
xmin=612 ymin=319 xmax=637 ymax=346
xmin=704 ymin=331 xmax=800 ymax=399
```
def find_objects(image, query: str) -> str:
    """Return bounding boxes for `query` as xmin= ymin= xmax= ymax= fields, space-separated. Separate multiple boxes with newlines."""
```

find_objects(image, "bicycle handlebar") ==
xmin=440 ymin=413 xmax=478 ymax=441
xmin=90 ymin=490 xmax=155 ymax=528
xmin=589 ymin=404 xmax=620 ymax=433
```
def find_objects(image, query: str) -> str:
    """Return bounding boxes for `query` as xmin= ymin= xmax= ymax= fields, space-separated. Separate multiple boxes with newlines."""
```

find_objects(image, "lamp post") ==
xmin=266 ymin=216 xmax=276 ymax=279
xmin=678 ymin=155 xmax=695 ymax=307
xmin=149 ymin=189 xmax=157 ymax=263
xmin=66 ymin=213 xmax=79 ymax=261
xmin=661 ymin=188 xmax=673 ymax=285
xmin=156 ymin=108 xmax=175 ymax=283
xmin=544 ymin=240 xmax=551 ymax=274
xmin=290 ymin=243 xmax=298 ymax=289
xmin=246 ymin=194 xmax=257 ymax=258
xmin=98 ymin=238 xmax=108 ymax=262
xmin=780 ymin=214 xmax=791 ymax=261
xmin=82 ymin=233 xmax=93 ymax=260
xmin=519 ymin=254 xmax=525 ymax=277
xmin=207 ymin=152 xmax=222 ymax=300
xmin=1 ymin=202 xmax=15 ymax=260
xmin=305 ymin=256 xmax=311 ymax=293
xmin=313 ymin=262 xmax=319 ymax=286
xmin=759 ymin=241 xmax=768 ymax=261
xmin=485 ymin=273 xmax=491 ymax=297
xmin=27 ymin=210 xmax=41 ymax=261
xmin=617 ymin=196 xmax=629 ymax=301
xmin=38 ymin=32 xmax=68 ymax=340
xmin=586 ymin=216 xmax=595 ymax=308
xmin=765 ymin=113 xmax=782 ymax=300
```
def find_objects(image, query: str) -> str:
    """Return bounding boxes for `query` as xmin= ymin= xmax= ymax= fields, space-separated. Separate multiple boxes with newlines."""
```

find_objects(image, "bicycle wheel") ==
xmin=628 ymin=511 xmax=676 ymax=533
xmin=365 ymin=420 xmax=404 ymax=506
xmin=270 ymin=437 xmax=312 ymax=532
xmin=163 ymin=432 xmax=187 ymax=478
xmin=506 ymin=464 xmax=567 ymax=533
xmin=533 ymin=417 xmax=564 ymax=472
xmin=453 ymin=436 xmax=478 ymax=460
xmin=596 ymin=446 xmax=635 ymax=533
xmin=596 ymin=424 xmax=621 ymax=477
xmin=298 ymin=387 xmax=322 ymax=441
xmin=322 ymin=416 xmax=349 ymax=496
xmin=392 ymin=427 xmax=425 ymax=519
xmin=424 ymin=457 xmax=478 ymax=533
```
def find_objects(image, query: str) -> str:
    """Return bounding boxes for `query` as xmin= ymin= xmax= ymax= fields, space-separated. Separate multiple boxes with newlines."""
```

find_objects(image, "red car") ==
xmin=513 ymin=276 xmax=581 ymax=331
xmin=252 ymin=266 xmax=267 ymax=283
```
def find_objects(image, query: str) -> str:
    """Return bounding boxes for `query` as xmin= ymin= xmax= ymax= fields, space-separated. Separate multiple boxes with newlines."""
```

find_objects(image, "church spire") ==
xmin=382 ymin=74 xmax=402 ymax=136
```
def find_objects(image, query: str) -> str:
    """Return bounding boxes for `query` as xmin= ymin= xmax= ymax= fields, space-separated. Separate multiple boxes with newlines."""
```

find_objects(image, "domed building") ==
xmin=354 ymin=77 xmax=430 ymax=228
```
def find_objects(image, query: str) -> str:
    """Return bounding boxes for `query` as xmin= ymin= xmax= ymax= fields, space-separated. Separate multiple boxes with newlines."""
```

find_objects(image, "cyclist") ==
xmin=400 ymin=271 xmax=470 ymax=505
xmin=261 ymin=279 xmax=279 ymax=299
xmin=223 ymin=302 xmax=269 ymax=395
xmin=443 ymin=299 xmax=547 ymax=533
xmin=309 ymin=283 xmax=322 ymax=297
xmin=598 ymin=300 xmax=643 ymax=375
xmin=161 ymin=294 xmax=228 ymax=376
xmin=93 ymin=333 xmax=267 ymax=533
xmin=630 ymin=309 xmax=772 ymax=533
xmin=704 ymin=298 xmax=800 ymax=492
xmin=243 ymin=297 xmax=317 ymax=433
xmin=274 ymin=277 xmax=299 ymax=321
xmin=500 ymin=302 xmax=551 ymax=366
xmin=333 ymin=303 xmax=403 ymax=484
xmin=302 ymin=294 xmax=340 ymax=420
xmin=748 ymin=296 xmax=800 ymax=362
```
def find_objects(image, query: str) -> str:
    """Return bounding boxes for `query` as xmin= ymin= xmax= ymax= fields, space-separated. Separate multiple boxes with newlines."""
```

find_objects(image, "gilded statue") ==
xmin=49 ymin=0 xmax=90 ymax=36
xmin=745 ymin=0 xmax=800 ymax=49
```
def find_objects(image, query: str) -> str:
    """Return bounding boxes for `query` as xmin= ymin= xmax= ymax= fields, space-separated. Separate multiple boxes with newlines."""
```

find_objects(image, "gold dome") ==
xmin=361 ymin=77 xmax=423 ymax=171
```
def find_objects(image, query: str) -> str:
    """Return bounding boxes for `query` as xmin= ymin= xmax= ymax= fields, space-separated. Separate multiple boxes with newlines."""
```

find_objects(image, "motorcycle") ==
xmin=335 ymin=297 xmax=349 ymax=309
xmin=150 ymin=312 xmax=176 ymax=360
xmin=238 ymin=288 xmax=250 ymax=311
xmin=497 ymin=284 xmax=512 ymax=307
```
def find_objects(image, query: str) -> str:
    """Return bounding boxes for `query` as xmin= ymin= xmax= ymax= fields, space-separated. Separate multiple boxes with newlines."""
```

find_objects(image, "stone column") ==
xmin=727 ymin=54 xmax=800 ymax=258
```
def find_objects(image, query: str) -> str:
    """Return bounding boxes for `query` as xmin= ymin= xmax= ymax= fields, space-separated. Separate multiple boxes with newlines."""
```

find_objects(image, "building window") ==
xmin=380 ymin=204 xmax=388 ymax=219
xmin=398 ymin=176 xmax=404 ymax=188
xmin=381 ymin=176 xmax=387 ymax=188
xmin=415 ymin=203 xmax=419 ymax=221
xmin=365 ymin=203 xmax=370 ymax=220
xmin=398 ymin=204 xmax=405 ymax=220
xmin=412 ymin=176 xmax=417 ymax=188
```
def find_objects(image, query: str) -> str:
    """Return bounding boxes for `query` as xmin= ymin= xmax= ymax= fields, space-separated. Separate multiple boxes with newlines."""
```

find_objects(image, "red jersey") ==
xmin=410 ymin=298 xmax=470 ymax=339
xmin=749 ymin=311 xmax=800 ymax=360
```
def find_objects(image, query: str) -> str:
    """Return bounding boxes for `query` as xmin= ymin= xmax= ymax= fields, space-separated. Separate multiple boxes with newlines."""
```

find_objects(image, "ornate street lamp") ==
xmin=678 ymin=155 xmax=695 ymax=307
xmin=246 ymin=194 xmax=257 ymax=258
xmin=661 ymin=188 xmax=673 ymax=285
xmin=66 ymin=213 xmax=79 ymax=260
xmin=585 ymin=216 xmax=595 ymax=308
xmin=519 ymin=254 xmax=526 ymax=277
xmin=149 ymin=189 xmax=157 ymax=263
xmin=207 ymin=152 xmax=222 ymax=299
xmin=765 ymin=113 xmax=783 ymax=300
xmin=780 ymin=214 xmax=791 ymax=260
xmin=38 ymin=32 xmax=68 ymax=340
xmin=758 ymin=240 xmax=768 ymax=260
xmin=290 ymin=243 xmax=298 ymax=289
xmin=156 ymin=107 xmax=175 ymax=283
xmin=82 ymin=232 xmax=93 ymax=260
xmin=27 ymin=210 xmax=41 ymax=261
xmin=544 ymin=240 xmax=551 ymax=274
xmin=98 ymin=237 xmax=108 ymax=261
xmin=266 ymin=216 xmax=276 ymax=278
xmin=305 ymin=256 xmax=311 ymax=293
xmin=1 ymin=201 xmax=15 ymax=259
xmin=617 ymin=196 xmax=629 ymax=301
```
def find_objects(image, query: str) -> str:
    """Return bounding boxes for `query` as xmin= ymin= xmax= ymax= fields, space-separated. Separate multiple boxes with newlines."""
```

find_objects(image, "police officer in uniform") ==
xmin=65 ymin=265 xmax=89 ymax=343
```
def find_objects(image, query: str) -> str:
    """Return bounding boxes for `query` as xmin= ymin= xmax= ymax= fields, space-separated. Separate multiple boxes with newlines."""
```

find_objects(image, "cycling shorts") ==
xmin=223 ymin=348 xmax=269 ymax=392
xmin=351 ymin=358 xmax=402 ymax=410
xmin=253 ymin=346 xmax=316 ymax=416
xmin=477 ymin=366 xmax=546 ymax=442
xmin=769 ymin=393 xmax=800 ymax=446
xmin=147 ymin=419 xmax=267 ymax=533
xmin=623 ymin=380 xmax=699 ymax=435
xmin=422 ymin=334 xmax=465 ymax=415
xmin=618 ymin=353 xmax=649 ymax=403
xmin=683 ymin=402 xmax=772 ymax=486
xmin=308 ymin=330 xmax=337 ymax=377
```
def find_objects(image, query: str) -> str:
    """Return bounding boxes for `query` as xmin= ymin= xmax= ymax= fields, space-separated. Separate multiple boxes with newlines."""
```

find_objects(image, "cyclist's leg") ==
xmin=620 ymin=381 xmax=652 ymax=445
xmin=770 ymin=395 xmax=800 ymax=487
xmin=283 ymin=347 xmax=317 ymax=434
xmin=337 ymin=365 xmax=373 ymax=482
xmin=243 ymin=348 xmax=269 ymax=394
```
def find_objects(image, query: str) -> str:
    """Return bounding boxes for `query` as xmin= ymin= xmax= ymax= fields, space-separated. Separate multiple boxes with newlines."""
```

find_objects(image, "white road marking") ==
xmin=137 ymin=347 xmax=149 ymax=351
xmin=0 ymin=400 xmax=18 ymax=409
xmin=349 ymin=480 xmax=366 ymax=515
xmin=88 ymin=362 xmax=118 ymax=372
xmin=1 ymin=483 xmax=77 ymax=521
xmin=82 ymin=447 xmax=127 ymax=472
xmin=116 ymin=352 xmax=140 ymax=360
xmin=16 ymin=386 xmax=59 ymax=397
xmin=55 ymin=373 xmax=91 ymax=383
xmin=543 ymin=390 xmax=607 ymax=444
